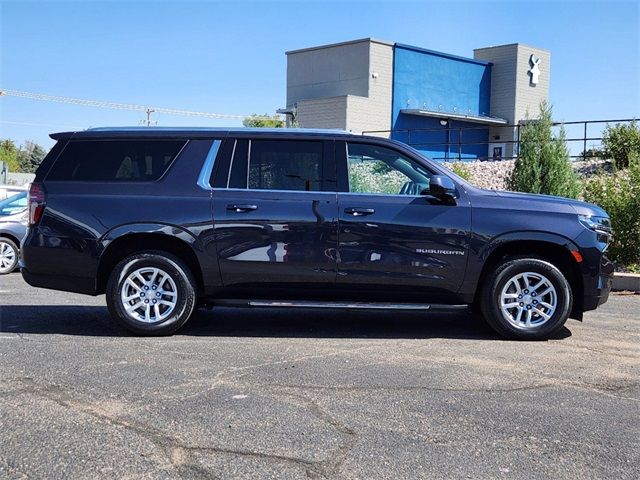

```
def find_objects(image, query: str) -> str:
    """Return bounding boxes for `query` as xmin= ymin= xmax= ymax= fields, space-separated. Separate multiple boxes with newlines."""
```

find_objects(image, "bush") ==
xmin=582 ymin=152 xmax=640 ymax=268
xmin=602 ymin=120 xmax=640 ymax=169
xmin=508 ymin=101 xmax=581 ymax=199
xmin=448 ymin=162 xmax=473 ymax=182
xmin=348 ymin=161 xmax=407 ymax=194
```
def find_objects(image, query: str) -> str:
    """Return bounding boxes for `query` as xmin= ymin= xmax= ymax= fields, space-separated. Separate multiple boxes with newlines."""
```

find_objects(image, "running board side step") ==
xmin=213 ymin=299 xmax=469 ymax=311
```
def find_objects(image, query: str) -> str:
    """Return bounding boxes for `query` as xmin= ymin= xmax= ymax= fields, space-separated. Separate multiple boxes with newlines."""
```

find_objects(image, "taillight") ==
xmin=28 ymin=182 xmax=46 ymax=225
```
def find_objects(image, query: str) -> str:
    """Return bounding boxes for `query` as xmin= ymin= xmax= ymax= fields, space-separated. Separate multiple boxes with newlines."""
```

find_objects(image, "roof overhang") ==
xmin=400 ymin=109 xmax=508 ymax=126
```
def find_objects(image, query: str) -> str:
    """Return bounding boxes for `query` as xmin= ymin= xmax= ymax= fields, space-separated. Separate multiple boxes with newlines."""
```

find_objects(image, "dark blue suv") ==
xmin=21 ymin=128 xmax=613 ymax=339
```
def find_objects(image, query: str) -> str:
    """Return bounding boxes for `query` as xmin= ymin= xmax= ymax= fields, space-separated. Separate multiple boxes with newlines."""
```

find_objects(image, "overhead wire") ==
xmin=0 ymin=89 xmax=282 ymax=122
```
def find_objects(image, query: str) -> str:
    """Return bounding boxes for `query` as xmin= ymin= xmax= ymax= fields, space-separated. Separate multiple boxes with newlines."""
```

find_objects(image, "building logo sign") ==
xmin=528 ymin=54 xmax=541 ymax=86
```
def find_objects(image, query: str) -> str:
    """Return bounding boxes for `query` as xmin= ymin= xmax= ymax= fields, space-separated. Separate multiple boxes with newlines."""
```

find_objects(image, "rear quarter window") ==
xmin=46 ymin=139 xmax=187 ymax=182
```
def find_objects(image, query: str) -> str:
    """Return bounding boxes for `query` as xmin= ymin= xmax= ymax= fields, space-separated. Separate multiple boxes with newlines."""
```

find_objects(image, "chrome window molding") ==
xmin=212 ymin=187 xmax=335 ymax=195
xmin=338 ymin=191 xmax=424 ymax=198
xmin=197 ymin=139 xmax=222 ymax=190
xmin=246 ymin=140 xmax=252 ymax=188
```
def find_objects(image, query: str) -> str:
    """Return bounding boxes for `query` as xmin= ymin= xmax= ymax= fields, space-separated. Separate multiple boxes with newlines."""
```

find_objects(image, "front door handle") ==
xmin=344 ymin=207 xmax=375 ymax=216
xmin=227 ymin=204 xmax=258 ymax=213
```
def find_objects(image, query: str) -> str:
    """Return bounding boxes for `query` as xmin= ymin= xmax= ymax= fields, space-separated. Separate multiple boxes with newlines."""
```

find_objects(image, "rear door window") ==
xmin=46 ymin=139 xmax=187 ymax=181
xmin=227 ymin=140 xmax=324 ymax=192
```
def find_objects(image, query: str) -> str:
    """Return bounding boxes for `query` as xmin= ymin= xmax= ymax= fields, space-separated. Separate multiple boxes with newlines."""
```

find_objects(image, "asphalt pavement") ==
xmin=1 ymin=272 xmax=638 ymax=479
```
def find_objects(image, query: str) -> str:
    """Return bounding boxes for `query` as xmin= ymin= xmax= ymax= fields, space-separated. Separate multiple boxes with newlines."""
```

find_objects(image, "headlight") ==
xmin=579 ymin=215 xmax=612 ymax=249
xmin=578 ymin=215 xmax=612 ymax=233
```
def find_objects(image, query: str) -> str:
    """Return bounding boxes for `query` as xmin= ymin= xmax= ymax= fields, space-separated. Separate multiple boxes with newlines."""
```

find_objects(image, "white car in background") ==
xmin=0 ymin=190 xmax=28 ymax=274
xmin=0 ymin=185 xmax=28 ymax=200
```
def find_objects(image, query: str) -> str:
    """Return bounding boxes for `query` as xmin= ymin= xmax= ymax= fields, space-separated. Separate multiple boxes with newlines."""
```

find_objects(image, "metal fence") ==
xmin=362 ymin=118 xmax=637 ymax=162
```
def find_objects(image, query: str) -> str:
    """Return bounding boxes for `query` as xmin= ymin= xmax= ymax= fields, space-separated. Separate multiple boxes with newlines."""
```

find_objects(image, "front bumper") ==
xmin=582 ymin=253 xmax=614 ymax=312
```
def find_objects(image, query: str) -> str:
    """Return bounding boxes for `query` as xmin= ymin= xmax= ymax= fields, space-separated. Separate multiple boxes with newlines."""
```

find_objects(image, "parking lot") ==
xmin=1 ymin=272 xmax=638 ymax=479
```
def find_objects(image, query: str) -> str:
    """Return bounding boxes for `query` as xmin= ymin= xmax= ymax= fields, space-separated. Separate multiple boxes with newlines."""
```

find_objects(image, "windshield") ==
xmin=0 ymin=192 xmax=28 ymax=216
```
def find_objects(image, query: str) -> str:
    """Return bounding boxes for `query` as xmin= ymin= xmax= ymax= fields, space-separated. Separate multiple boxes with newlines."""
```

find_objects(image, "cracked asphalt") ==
xmin=1 ymin=272 xmax=639 ymax=479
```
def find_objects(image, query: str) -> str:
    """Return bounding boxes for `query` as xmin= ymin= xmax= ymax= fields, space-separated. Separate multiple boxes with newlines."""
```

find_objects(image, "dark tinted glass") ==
xmin=47 ymin=140 xmax=186 ymax=181
xmin=248 ymin=140 xmax=322 ymax=191
xmin=211 ymin=138 xmax=236 ymax=188
xmin=228 ymin=140 xmax=249 ymax=188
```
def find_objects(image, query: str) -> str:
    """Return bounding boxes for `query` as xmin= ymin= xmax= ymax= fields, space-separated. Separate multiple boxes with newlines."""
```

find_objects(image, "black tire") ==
xmin=106 ymin=251 xmax=197 ymax=336
xmin=0 ymin=237 xmax=19 ymax=275
xmin=480 ymin=257 xmax=573 ymax=340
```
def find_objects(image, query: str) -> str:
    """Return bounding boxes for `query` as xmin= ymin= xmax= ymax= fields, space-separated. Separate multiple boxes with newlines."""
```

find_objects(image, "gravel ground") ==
xmin=0 ymin=272 xmax=638 ymax=479
xmin=442 ymin=158 xmax=611 ymax=191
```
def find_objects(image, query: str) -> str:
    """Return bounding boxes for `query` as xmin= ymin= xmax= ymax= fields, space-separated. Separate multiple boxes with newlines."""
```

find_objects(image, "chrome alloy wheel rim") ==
xmin=120 ymin=267 xmax=178 ymax=323
xmin=499 ymin=272 xmax=557 ymax=329
xmin=0 ymin=240 xmax=17 ymax=273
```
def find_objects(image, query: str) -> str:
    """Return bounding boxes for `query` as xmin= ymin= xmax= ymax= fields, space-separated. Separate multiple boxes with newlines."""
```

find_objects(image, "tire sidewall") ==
xmin=0 ymin=238 xmax=19 ymax=275
xmin=483 ymin=258 xmax=572 ymax=339
xmin=107 ymin=252 xmax=196 ymax=335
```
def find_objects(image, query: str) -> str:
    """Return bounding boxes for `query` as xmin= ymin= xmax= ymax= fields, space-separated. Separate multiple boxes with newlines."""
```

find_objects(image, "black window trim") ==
xmin=44 ymin=138 xmax=190 ymax=184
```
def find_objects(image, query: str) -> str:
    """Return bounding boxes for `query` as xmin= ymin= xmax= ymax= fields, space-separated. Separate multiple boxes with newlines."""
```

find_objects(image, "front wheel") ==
xmin=480 ymin=257 xmax=573 ymax=340
xmin=106 ymin=251 xmax=197 ymax=336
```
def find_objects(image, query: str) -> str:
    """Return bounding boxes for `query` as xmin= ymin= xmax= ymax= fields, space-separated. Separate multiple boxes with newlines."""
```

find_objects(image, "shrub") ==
xmin=348 ymin=161 xmax=406 ymax=194
xmin=582 ymin=152 xmax=640 ymax=267
xmin=602 ymin=120 xmax=640 ymax=169
xmin=508 ymin=101 xmax=581 ymax=199
xmin=448 ymin=162 xmax=473 ymax=182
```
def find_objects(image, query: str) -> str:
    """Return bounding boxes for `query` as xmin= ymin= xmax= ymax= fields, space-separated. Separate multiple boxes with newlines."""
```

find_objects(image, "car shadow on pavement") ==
xmin=0 ymin=305 xmax=572 ymax=341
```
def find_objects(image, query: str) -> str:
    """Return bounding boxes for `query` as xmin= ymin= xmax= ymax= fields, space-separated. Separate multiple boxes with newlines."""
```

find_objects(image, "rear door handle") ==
xmin=344 ymin=207 xmax=375 ymax=216
xmin=227 ymin=204 xmax=258 ymax=213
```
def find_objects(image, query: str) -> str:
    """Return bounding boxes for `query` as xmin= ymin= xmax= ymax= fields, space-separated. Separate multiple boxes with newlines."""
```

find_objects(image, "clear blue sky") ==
xmin=1 ymin=0 xmax=638 ymax=148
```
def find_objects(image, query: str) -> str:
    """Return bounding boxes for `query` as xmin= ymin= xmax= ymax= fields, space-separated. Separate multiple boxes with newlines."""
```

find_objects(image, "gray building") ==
xmin=285 ymin=38 xmax=394 ymax=134
xmin=474 ymin=43 xmax=551 ymax=159
xmin=283 ymin=38 xmax=550 ymax=161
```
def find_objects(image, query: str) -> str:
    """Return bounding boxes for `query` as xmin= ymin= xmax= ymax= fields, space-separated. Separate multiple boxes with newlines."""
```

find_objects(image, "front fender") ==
xmin=478 ymin=230 xmax=580 ymax=262
xmin=458 ymin=230 xmax=581 ymax=302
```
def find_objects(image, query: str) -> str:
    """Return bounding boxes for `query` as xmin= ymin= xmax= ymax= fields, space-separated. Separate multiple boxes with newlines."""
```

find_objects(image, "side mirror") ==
xmin=427 ymin=175 xmax=457 ymax=200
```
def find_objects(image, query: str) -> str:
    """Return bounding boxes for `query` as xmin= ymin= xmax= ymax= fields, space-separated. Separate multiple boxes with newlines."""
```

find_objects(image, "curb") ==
xmin=612 ymin=273 xmax=640 ymax=292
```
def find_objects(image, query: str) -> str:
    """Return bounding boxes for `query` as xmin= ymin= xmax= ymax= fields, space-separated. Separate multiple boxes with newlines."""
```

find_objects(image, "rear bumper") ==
xmin=20 ymin=229 xmax=99 ymax=296
xmin=21 ymin=266 xmax=97 ymax=295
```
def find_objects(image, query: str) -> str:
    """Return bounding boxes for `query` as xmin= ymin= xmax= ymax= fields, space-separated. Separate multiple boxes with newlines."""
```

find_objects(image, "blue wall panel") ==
xmin=391 ymin=115 xmax=489 ymax=162
xmin=391 ymin=44 xmax=492 ymax=161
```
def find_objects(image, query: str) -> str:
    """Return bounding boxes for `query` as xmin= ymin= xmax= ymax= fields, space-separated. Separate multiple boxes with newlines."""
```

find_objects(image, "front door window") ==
xmin=347 ymin=142 xmax=432 ymax=196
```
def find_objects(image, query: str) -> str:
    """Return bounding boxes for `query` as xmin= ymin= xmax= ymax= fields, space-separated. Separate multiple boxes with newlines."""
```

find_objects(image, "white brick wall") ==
xmin=286 ymin=39 xmax=393 ymax=132
xmin=514 ymin=46 xmax=550 ymax=122
xmin=296 ymin=96 xmax=348 ymax=129
xmin=474 ymin=43 xmax=550 ymax=158
xmin=346 ymin=41 xmax=393 ymax=133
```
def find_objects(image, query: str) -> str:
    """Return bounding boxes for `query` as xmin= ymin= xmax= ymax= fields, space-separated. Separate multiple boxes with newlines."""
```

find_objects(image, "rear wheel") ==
xmin=481 ymin=257 xmax=573 ymax=340
xmin=106 ymin=251 xmax=196 ymax=335
xmin=0 ymin=238 xmax=19 ymax=275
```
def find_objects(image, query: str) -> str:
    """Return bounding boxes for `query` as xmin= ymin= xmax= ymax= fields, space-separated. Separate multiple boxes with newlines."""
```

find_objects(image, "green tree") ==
xmin=17 ymin=141 xmax=48 ymax=174
xmin=0 ymin=140 xmax=20 ymax=172
xmin=602 ymin=120 xmax=640 ymax=169
xmin=583 ymin=152 xmax=640 ymax=268
xmin=508 ymin=101 xmax=580 ymax=199
xmin=242 ymin=113 xmax=284 ymax=128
